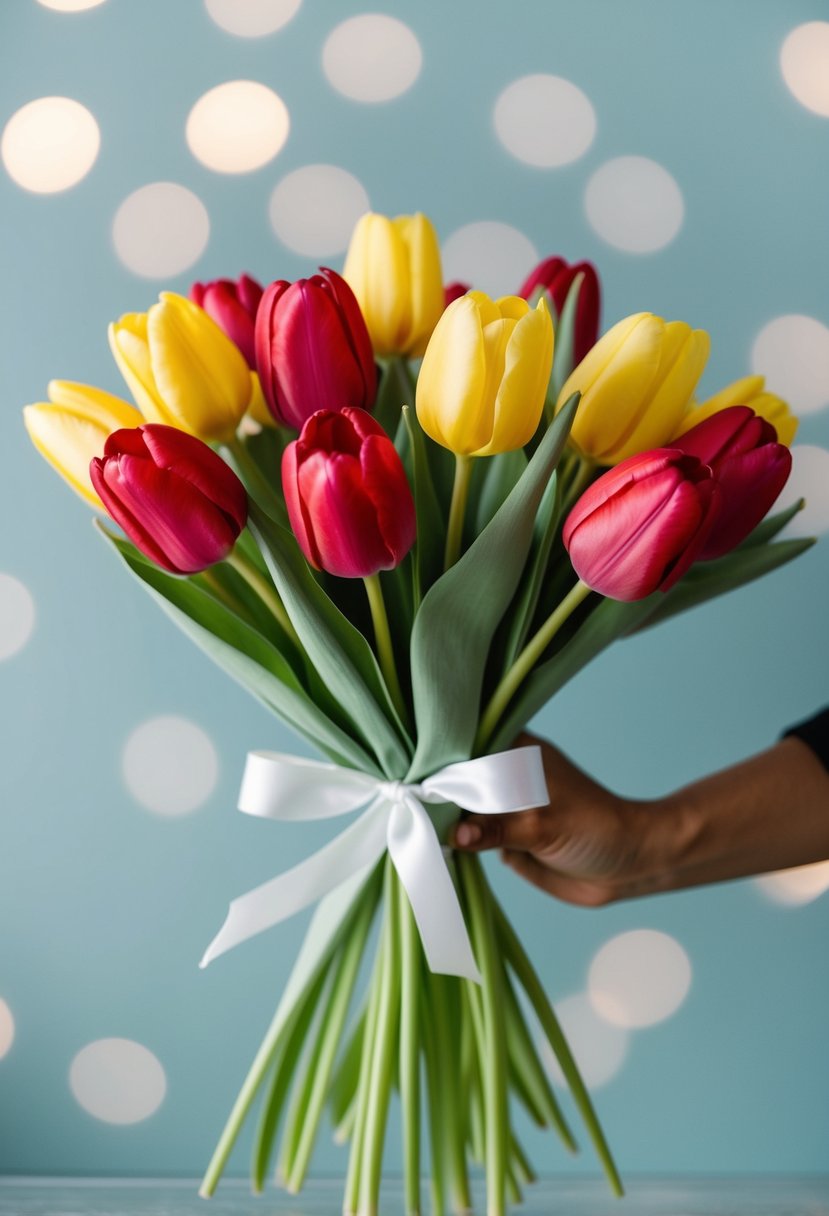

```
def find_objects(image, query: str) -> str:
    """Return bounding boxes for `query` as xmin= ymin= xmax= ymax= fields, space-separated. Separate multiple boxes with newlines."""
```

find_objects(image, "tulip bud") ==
xmin=671 ymin=405 xmax=792 ymax=559
xmin=23 ymin=381 xmax=144 ymax=507
xmin=282 ymin=408 xmax=415 ymax=578
xmin=343 ymin=212 xmax=444 ymax=357
xmin=563 ymin=448 xmax=719 ymax=601
xmin=416 ymin=291 xmax=554 ymax=456
xmin=558 ymin=313 xmax=710 ymax=465
xmin=109 ymin=293 xmax=253 ymax=444
xmin=190 ymin=273 xmax=263 ymax=369
xmin=255 ymin=268 xmax=377 ymax=430
xmin=444 ymin=281 xmax=470 ymax=307
xmin=675 ymin=374 xmax=798 ymax=447
xmin=90 ymin=424 xmax=248 ymax=574
xmin=519 ymin=256 xmax=601 ymax=365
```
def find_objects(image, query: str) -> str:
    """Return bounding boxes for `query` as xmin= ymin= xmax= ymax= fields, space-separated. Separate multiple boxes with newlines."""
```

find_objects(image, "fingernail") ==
xmin=455 ymin=823 xmax=480 ymax=847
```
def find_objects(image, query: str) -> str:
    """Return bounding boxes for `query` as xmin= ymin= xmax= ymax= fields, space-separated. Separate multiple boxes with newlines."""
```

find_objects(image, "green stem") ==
xmin=363 ymin=573 xmax=411 ymax=731
xmin=444 ymin=453 xmax=473 ymax=570
xmin=420 ymin=981 xmax=447 ymax=1216
xmin=560 ymin=455 xmax=595 ymax=516
xmin=431 ymin=972 xmax=471 ymax=1213
xmin=226 ymin=547 xmax=302 ymax=648
xmin=398 ymin=881 xmax=421 ymax=1216
xmin=225 ymin=435 xmax=283 ymax=517
xmin=503 ymin=968 xmax=577 ymax=1151
xmin=476 ymin=579 xmax=592 ymax=752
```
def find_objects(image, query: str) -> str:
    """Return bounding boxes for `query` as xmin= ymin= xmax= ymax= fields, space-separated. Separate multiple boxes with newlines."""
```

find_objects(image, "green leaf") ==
xmin=549 ymin=272 xmax=584 ymax=405
xmin=402 ymin=405 xmax=445 ymax=601
xmin=501 ymin=468 xmax=561 ymax=669
xmin=737 ymin=498 xmax=805 ymax=548
xmin=408 ymin=394 xmax=579 ymax=778
xmin=248 ymin=503 xmax=412 ymax=777
xmin=474 ymin=449 xmax=528 ymax=534
xmin=96 ymin=523 xmax=377 ymax=773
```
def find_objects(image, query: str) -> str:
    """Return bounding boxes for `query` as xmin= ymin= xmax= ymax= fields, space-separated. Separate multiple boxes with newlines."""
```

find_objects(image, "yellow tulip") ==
xmin=108 ymin=292 xmax=252 ymax=443
xmin=23 ymin=380 xmax=143 ymax=507
xmin=342 ymin=211 xmax=444 ymax=358
xmin=416 ymin=291 xmax=554 ymax=456
xmin=558 ymin=312 xmax=710 ymax=464
xmin=674 ymin=374 xmax=798 ymax=446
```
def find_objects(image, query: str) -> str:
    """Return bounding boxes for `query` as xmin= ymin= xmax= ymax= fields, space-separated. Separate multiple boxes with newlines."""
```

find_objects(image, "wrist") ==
xmin=612 ymin=795 xmax=706 ymax=900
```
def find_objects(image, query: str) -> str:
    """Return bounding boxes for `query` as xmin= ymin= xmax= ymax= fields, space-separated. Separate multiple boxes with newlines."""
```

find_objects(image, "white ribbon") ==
xmin=200 ymin=746 xmax=548 ymax=984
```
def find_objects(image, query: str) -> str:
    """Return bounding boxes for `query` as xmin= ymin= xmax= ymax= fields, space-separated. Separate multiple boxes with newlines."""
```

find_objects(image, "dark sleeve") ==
xmin=783 ymin=707 xmax=829 ymax=772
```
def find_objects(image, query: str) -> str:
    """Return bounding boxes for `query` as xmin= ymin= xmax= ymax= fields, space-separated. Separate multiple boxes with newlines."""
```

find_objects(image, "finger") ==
xmin=452 ymin=809 xmax=544 ymax=852
xmin=501 ymin=849 xmax=614 ymax=908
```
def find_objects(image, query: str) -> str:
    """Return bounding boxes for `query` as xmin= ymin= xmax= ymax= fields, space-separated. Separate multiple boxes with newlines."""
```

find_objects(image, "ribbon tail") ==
xmin=387 ymin=795 xmax=482 ymax=984
xmin=199 ymin=800 xmax=388 ymax=968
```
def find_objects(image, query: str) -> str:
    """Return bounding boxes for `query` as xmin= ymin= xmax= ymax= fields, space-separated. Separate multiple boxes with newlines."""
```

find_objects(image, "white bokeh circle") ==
xmin=441 ymin=221 xmax=538 ymax=298
xmin=541 ymin=993 xmax=629 ymax=1090
xmin=112 ymin=183 xmax=209 ymax=279
xmin=69 ymin=1038 xmax=166 ymax=1124
xmin=585 ymin=156 xmax=684 ymax=253
xmin=269 ymin=164 xmax=369 ymax=256
xmin=322 ymin=14 xmax=422 ymax=102
xmin=0 ymin=999 xmax=14 ymax=1059
xmin=756 ymin=860 xmax=829 ymax=906
xmin=588 ymin=929 xmax=692 ymax=1028
xmin=0 ymin=574 xmax=36 ymax=661
xmin=780 ymin=23 xmax=829 ymax=118
xmin=494 ymin=74 xmax=596 ymax=167
xmin=774 ymin=445 xmax=829 ymax=537
xmin=35 ymin=0 xmax=108 ymax=10
xmin=186 ymin=81 xmax=289 ymax=174
xmin=751 ymin=315 xmax=829 ymax=415
xmin=122 ymin=715 xmax=218 ymax=816
xmin=2 ymin=97 xmax=100 ymax=194
xmin=204 ymin=0 xmax=301 ymax=38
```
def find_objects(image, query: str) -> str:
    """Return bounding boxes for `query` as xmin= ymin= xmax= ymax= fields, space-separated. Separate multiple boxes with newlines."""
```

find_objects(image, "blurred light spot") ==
xmin=269 ymin=164 xmax=369 ymax=256
xmin=36 ymin=0 xmax=107 ymax=9
xmin=2 ymin=97 xmax=99 ymax=194
xmin=70 ymin=1039 xmax=166 ymax=1124
xmin=323 ymin=14 xmax=421 ymax=102
xmin=588 ymin=929 xmax=692 ymax=1028
xmin=0 ymin=574 xmax=36 ymax=661
xmin=541 ymin=993 xmax=629 ymax=1089
xmin=585 ymin=156 xmax=684 ymax=253
xmin=781 ymin=22 xmax=829 ymax=117
xmin=112 ymin=183 xmax=209 ymax=279
xmin=774 ymin=445 xmax=829 ymax=537
xmin=751 ymin=315 xmax=829 ymax=415
xmin=204 ymin=0 xmax=301 ymax=38
xmin=756 ymin=860 xmax=829 ymax=906
xmin=122 ymin=715 xmax=218 ymax=816
xmin=442 ymin=221 xmax=538 ymax=298
xmin=0 ymin=999 xmax=14 ymax=1059
xmin=186 ymin=81 xmax=289 ymax=174
xmin=494 ymin=74 xmax=596 ymax=167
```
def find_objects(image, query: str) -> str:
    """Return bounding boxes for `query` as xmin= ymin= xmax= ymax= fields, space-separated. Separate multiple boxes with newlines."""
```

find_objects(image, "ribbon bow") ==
xmin=200 ymin=746 xmax=548 ymax=983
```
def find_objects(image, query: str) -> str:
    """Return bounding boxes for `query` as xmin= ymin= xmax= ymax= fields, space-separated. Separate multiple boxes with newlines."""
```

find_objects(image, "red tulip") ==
xmin=282 ymin=408 xmax=415 ymax=578
xmin=444 ymin=281 xmax=470 ymax=307
xmin=563 ymin=449 xmax=719 ymax=601
xmin=672 ymin=405 xmax=792 ymax=559
xmin=90 ymin=424 xmax=248 ymax=574
xmin=190 ymin=274 xmax=263 ymax=369
xmin=519 ymin=256 xmax=600 ymax=365
xmin=255 ymin=268 xmax=377 ymax=430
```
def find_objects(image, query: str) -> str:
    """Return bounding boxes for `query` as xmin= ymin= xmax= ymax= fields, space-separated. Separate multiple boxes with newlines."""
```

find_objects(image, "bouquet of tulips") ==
xmin=25 ymin=211 xmax=810 ymax=1216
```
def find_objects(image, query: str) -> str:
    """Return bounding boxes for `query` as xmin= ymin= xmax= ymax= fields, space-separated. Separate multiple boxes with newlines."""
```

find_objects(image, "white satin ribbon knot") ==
xmin=200 ymin=745 xmax=548 ymax=983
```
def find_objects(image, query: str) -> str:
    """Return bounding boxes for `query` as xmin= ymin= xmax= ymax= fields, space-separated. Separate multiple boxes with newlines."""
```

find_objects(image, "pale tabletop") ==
xmin=1 ymin=1178 xmax=829 ymax=1216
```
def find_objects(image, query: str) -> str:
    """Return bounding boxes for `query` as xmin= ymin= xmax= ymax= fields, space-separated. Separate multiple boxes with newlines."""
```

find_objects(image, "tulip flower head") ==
xmin=563 ymin=448 xmax=719 ymax=601
xmin=24 ymin=380 xmax=143 ymax=507
xmin=343 ymin=212 xmax=444 ymax=358
xmin=519 ymin=255 xmax=601 ymax=366
xmin=675 ymin=374 xmax=798 ymax=447
xmin=671 ymin=405 xmax=792 ymax=559
xmin=282 ymin=408 xmax=415 ymax=579
xmin=190 ymin=273 xmax=264 ymax=369
xmin=558 ymin=312 xmax=710 ymax=465
xmin=255 ymin=268 xmax=377 ymax=430
xmin=90 ymin=424 xmax=248 ymax=575
xmin=416 ymin=291 xmax=554 ymax=457
xmin=109 ymin=293 xmax=253 ymax=443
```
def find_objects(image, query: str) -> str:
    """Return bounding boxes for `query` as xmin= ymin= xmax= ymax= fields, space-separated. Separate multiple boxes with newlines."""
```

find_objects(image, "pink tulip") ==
xmin=190 ymin=274 xmax=263 ymax=369
xmin=563 ymin=449 xmax=719 ymax=600
xmin=90 ymin=424 xmax=247 ymax=574
xmin=255 ymin=269 xmax=377 ymax=430
xmin=518 ymin=256 xmax=601 ymax=364
xmin=282 ymin=408 xmax=415 ymax=578
xmin=672 ymin=405 xmax=792 ymax=559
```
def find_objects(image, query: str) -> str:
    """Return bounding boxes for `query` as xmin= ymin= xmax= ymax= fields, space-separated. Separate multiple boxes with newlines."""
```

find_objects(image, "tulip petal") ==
xmin=319 ymin=268 xmax=377 ymax=406
xmin=109 ymin=315 xmax=171 ymax=423
xmin=298 ymin=450 xmax=393 ymax=578
xmin=416 ymin=296 xmax=490 ymax=454
xmin=200 ymin=282 xmax=257 ymax=368
xmin=282 ymin=440 xmax=324 ymax=569
xmin=477 ymin=301 xmax=553 ymax=456
xmin=395 ymin=212 xmax=444 ymax=357
xmin=138 ymin=424 xmax=248 ymax=532
xmin=344 ymin=214 xmax=408 ymax=357
xmin=699 ymin=444 xmax=792 ymax=559
xmin=360 ymin=434 xmax=416 ymax=565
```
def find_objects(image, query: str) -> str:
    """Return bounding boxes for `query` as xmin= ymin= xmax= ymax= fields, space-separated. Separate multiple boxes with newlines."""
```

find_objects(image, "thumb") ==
xmin=452 ymin=808 xmax=544 ymax=853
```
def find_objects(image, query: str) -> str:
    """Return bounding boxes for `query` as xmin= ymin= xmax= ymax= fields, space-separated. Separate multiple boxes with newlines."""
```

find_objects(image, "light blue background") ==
xmin=1 ymin=0 xmax=828 ymax=1185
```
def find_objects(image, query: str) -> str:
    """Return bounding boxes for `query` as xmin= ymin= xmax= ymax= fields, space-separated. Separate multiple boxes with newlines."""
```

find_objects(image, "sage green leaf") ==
xmin=501 ymin=469 xmax=561 ymax=669
xmin=408 ymin=394 xmax=579 ymax=778
xmin=402 ymin=405 xmax=445 ymax=601
xmin=549 ymin=272 xmax=584 ymax=405
xmin=474 ymin=449 xmax=528 ymax=534
xmin=248 ymin=503 xmax=412 ymax=777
